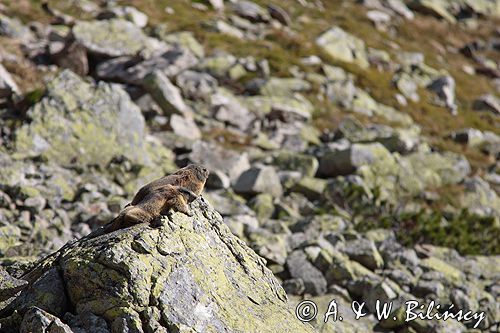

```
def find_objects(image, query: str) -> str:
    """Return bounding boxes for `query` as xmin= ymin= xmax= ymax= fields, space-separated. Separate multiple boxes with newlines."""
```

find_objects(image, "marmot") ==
xmin=94 ymin=164 xmax=209 ymax=235
xmin=19 ymin=165 xmax=209 ymax=287
xmin=130 ymin=164 xmax=209 ymax=205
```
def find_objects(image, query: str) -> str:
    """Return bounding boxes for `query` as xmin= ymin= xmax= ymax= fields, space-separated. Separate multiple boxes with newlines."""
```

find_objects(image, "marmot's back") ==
xmin=130 ymin=164 xmax=209 ymax=205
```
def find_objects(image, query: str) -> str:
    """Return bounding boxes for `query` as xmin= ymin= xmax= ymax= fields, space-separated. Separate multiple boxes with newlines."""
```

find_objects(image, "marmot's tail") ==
xmin=83 ymin=214 xmax=123 ymax=240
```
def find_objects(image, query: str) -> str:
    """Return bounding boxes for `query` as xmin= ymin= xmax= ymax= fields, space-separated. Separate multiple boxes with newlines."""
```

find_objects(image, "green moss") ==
xmin=359 ymin=209 xmax=500 ymax=255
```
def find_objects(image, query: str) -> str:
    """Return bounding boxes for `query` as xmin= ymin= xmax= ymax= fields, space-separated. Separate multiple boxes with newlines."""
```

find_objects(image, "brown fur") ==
xmin=101 ymin=164 xmax=209 ymax=234
xmin=130 ymin=164 xmax=209 ymax=205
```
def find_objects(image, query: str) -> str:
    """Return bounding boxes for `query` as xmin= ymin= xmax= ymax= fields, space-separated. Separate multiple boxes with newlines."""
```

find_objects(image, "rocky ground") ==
xmin=0 ymin=0 xmax=499 ymax=332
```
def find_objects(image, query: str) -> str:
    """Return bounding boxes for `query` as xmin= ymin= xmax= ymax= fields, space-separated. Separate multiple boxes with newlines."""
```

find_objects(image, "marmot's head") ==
xmin=183 ymin=164 xmax=210 ymax=182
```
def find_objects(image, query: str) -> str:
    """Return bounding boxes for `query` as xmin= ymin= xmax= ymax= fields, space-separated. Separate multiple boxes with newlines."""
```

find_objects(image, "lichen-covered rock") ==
xmin=15 ymin=70 xmax=149 ymax=167
xmin=3 ymin=200 xmax=314 ymax=333
xmin=234 ymin=165 xmax=283 ymax=198
xmin=98 ymin=6 xmax=149 ymax=28
xmin=209 ymin=88 xmax=255 ymax=130
xmin=156 ymin=30 xmax=205 ymax=58
xmin=0 ymin=13 xmax=34 ymax=42
xmin=247 ymin=77 xmax=311 ymax=96
xmin=316 ymin=27 xmax=369 ymax=68
xmin=319 ymin=142 xmax=393 ymax=177
xmin=462 ymin=177 xmax=500 ymax=219
xmin=273 ymin=150 xmax=319 ymax=177
xmin=291 ymin=177 xmax=327 ymax=201
xmin=20 ymin=307 xmax=73 ymax=333
xmin=427 ymin=75 xmax=457 ymax=115
xmin=335 ymin=117 xmax=421 ymax=153
xmin=189 ymin=140 xmax=251 ymax=184
xmin=0 ymin=266 xmax=28 ymax=302
xmin=73 ymin=19 xmax=166 ymax=57
xmin=143 ymin=70 xmax=190 ymax=116
xmin=243 ymin=95 xmax=314 ymax=120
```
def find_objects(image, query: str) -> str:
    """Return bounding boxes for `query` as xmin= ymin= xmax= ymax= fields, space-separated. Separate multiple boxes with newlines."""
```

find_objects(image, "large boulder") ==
xmin=1 ymin=200 xmax=314 ymax=333
xmin=14 ymin=70 xmax=149 ymax=167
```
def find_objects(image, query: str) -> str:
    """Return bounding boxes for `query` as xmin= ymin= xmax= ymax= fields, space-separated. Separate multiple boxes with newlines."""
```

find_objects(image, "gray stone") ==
xmin=243 ymin=95 xmax=313 ymax=120
xmin=197 ymin=53 xmax=237 ymax=78
xmin=73 ymin=19 xmax=167 ymax=57
xmin=207 ymin=0 xmax=224 ymax=11
xmin=343 ymin=238 xmax=384 ymax=270
xmin=319 ymin=143 xmax=393 ymax=177
xmin=96 ymin=48 xmax=198 ymax=84
xmin=462 ymin=177 xmax=500 ymax=218
xmin=286 ymin=250 xmax=327 ymax=295
xmin=189 ymin=141 xmax=251 ymax=183
xmin=427 ymin=75 xmax=457 ymax=115
xmin=363 ymin=281 xmax=398 ymax=312
xmin=213 ymin=20 xmax=245 ymax=39
xmin=176 ymin=70 xmax=218 ymax=101
xmin=234 ymin=165 xmax=283 ymax=198
xmin=156 ymin=30 xmax=205 ymax=58
xmin=386 ymin=0 xmax=415 ymax=19
xmin=267 ymin=4 xmax=291 ymax=26
xmin=247 ymin=77 xmax=311 ymax=96
xmin=248 ymin=193 xmax=275 ymax=220
xmin=316 ymin=26 xmax=369 ymax=68
xmin=132 ymin=47 xmax=198 ymax=79
xmin=409 ymin=0 xmax=457 ymax=23
xmin=367 ymin=10 xmax=391 ymax=29
xmin=0 ymin=63 xmax=20 ymax=98
xmin=282 ymin=278 xmax=305 ymax=295
xmin=204 ymin=190 xmax=253 ymax=216
xmin=64 ymin=312 xmax=110 ymax=333
xmin=21 ymin=307 xmax=74 ymax=333
xmin=98 ymin=6 xmax=148 ymax=27
xmin=449 ymin=128 xmax=486 ymax=147
xmin=272 ymin=150 xmax=319 ymax=177
xmin=473 ymin=94 xmax=500 ymax=115
xmin=412 ymin=279 xmax=445 ymax=298
xmin=211 ymin=89 xmax=255 ymax=130
xmin=291 ymin=177 xmax=328 ymax=201
xmin=144 ymin=70 xmax=189 ymax=116
xmin=50 ymin=39 xmax=89 ymax=77
xmin=206 ymin=170 xmax=231 ymax=189
xmin=0 ymin=13 xmax=34 ymax=42
xmin=0 ymin=266 xmax=28 ymax=301
xmin=168 ymin=114 xmax=201 ymax=140
xmin=336 ymin=117 xmax=420 ymax=153
xmin=8 ymin=268 xmax=67 ymax=316
xmin=233 ymin=1 xmax=270 ymax=22
xmin=394 ymin=72 xmax=419 ymax=101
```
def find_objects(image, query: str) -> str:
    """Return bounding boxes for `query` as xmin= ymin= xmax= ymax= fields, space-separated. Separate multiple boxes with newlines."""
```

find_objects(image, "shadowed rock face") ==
xmin=0 ymin=200 xmax=314 ymax=333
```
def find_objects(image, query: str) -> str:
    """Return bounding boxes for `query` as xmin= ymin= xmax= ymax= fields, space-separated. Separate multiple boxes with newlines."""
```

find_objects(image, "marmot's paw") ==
xmin=184 ymin=209 xmax=194 ymax=217
xmin=178 ymin=187 xmax=198 ymax=202
xmin=151 ymin=217 xmax=163 ymax=228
